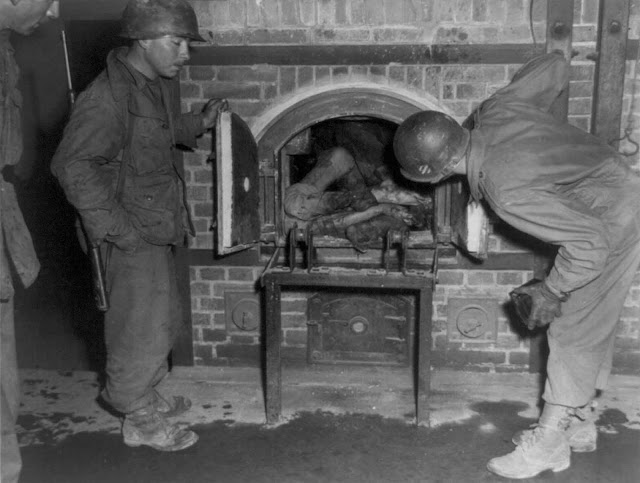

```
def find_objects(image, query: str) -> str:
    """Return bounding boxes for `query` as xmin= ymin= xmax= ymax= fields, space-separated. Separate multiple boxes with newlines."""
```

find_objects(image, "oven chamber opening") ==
xmin=214 ymin=87 xmax=484 ymax=263
xmin=280 ymin=116 xmax=436 ymax=250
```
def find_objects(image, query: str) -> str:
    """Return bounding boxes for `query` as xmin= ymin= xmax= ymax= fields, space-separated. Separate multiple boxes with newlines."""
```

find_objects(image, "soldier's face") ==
xmin=143 ymin=35 xmax=191 ymax=79
xmin=10 ymin=0 xmax=59 ymax=35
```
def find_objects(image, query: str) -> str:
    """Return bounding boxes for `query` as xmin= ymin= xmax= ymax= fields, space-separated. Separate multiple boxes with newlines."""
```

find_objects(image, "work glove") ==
xmin=509 ymin=279 xmax=568 ymax=330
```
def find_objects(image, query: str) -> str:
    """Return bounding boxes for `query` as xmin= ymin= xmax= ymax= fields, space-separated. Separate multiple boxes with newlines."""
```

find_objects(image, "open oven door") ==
xmin=449 ymin=179 xmax=489 ymax=260
xmin=215 ymin=110 xmax=261 ymax=255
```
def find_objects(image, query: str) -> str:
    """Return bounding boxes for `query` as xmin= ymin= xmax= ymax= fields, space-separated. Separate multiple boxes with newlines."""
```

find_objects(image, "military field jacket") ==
xmin=51 ymin=47 xmax=204 ymax=246
xmin=1 ymin=32 xmax=40 ymax=298
xmin=466 ymin=52 xmax=640 ymax=295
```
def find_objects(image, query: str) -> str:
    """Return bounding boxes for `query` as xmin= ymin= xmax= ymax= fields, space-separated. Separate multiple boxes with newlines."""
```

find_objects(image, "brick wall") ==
xmin=184 ymin=0 xmax=640 ymax=373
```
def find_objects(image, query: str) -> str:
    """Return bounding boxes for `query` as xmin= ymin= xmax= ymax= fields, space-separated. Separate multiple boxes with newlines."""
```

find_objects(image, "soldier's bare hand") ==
xmin=202 ymin=98 xmax=229 ymax=130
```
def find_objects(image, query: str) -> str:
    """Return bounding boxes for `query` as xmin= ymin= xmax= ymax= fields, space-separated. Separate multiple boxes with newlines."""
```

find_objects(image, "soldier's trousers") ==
xmin=544 ymin=212 xmax=640 ymax=408
xmin=100 ymin=242 xmax=182 ymax=414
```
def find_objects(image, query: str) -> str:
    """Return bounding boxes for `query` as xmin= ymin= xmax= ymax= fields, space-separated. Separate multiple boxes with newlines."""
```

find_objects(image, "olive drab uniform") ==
xmin=1 ymin=30 xmax=41 ymax=483
xmin=466 ymin=52 xmax=640 ymax=408
xmin=51 ymin=47 xmax=205 ymax=415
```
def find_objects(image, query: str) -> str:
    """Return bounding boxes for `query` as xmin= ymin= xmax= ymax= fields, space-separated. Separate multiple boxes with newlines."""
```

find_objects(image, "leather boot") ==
xmin=512 ymin=401 xmax=597 ymax=452
xmin=153 ymin=390 xmax=192 ymax=418
xmin=487 ymin=404 xmax=571 ymax=479
xmin=122 ymin=406 xmax=198 ymax=452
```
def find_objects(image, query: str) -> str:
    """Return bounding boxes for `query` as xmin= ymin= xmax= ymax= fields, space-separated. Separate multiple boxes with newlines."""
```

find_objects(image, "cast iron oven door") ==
xmin=215 ymin=110 xmax=261 ymax=255
xmin=307 ymin=292 xmax=410 ymax=365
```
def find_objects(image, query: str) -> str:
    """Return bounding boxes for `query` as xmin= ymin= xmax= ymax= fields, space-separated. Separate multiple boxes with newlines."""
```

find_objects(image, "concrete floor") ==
xmin=15 ymin=365 xmax=640 ymax=482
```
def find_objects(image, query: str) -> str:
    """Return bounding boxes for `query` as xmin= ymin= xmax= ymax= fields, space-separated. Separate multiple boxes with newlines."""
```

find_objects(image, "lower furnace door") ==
xmin=307 ymin=292 xmax=411 ymax=365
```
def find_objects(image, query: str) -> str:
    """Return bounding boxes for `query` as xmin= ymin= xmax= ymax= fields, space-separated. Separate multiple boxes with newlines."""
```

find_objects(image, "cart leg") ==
xmin=416 ymin=287 xmax=432 ymax=426
xmin=264 ymin=277 xmax=282 ymax=424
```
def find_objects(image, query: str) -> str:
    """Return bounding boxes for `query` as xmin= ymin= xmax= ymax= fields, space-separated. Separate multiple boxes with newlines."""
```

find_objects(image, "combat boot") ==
xmin=122 ymin=406 xmax=198 ymax=451
xmin=153 ymin=390 xmax=192 ymax=418
xmin=512 ymin=402 xmax=597 ymax=452
xmin=487 ymin=404 xmax=571 ymax=479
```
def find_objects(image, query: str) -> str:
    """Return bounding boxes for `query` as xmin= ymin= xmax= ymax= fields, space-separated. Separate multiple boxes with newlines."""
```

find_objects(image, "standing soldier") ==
xmin=51 ymin=0 xmax=227 ymax=451
xmin=394 ymin=52 xmax=640 ymax=479
xmin=1 ymin=1 xmax=58 ymax=480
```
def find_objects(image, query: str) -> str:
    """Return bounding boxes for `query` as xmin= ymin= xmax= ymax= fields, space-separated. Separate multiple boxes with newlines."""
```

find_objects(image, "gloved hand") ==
xmin=509 ymin=279 xmax=568 ymax=330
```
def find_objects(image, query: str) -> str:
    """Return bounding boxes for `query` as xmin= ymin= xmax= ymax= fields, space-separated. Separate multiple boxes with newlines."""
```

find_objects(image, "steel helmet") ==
xmin=393 ymin=110 xmax=470 ymax=183
xmin=120 ymin=0 xmax=205 ymax=42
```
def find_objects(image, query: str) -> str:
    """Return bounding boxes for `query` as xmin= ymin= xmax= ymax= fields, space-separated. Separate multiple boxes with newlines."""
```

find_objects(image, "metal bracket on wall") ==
xmin=591 ymin=0 xmax=632 ymax=150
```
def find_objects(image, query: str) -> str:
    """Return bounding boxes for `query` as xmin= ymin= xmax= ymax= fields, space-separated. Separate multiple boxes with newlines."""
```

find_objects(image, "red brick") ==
xmin=369 ymin=65 xmax=387 ymax=78
xmin=189 ymin=66 xmax=216 ymax=81
xmin=246 ymin=28 xmax=308 ymax=44
xmin=231 ymin=334 xmax=256 ymax=344
xmin=218 ymin=66 xmax=278 ymax=83
xmin=285 ymin=329 xmax=308 ymax=345
xmin=472 ymin=0 xmax=487 ymax=21
xmin=508 ymin=351 xmax=529 ymax=365
xmin=203 ymin=328 xmax=228 ymax=343
xmin=531 ymin=0 xmax=546 ymax=22
xmin=318 ymin=0 xmax=335 ymax=25
xmin=180 ymin=83 xmax=202 ymax=98
xmin=207 ymin=30 xmax=245 ymax=45
xmin=568 ymin=116 xmax=590 ymax=132
xmin=331 ymin=66 xmax=349 ymax=78
xmin=280 ymin=66 xmax=296 ymax=95
xmin=228 ymin=267 xmax=256 ymax=282
xmin=298 ymin=66 xmax=314 ymax=86
xmin=192 ymin=312 xmax=212 ymax=327
xmin=200 ymin=267 xmax=226 ymax=281
xmin=187 ymin=186 xmax=209 ymax=201
xmin=194 ymin=202 xmax=213 ymax=218
xmin=191 ymin=282 xmax=211 ymax=297
xmin=216 ymin=343 xmax=260 ymax=362
xmin=229 ymin=1 xmax=246 ymax=27
xmin=363 ymin=0 xmax=384 ymax=24
xmin=570 ymin=80 xmax=594 ymax=98
xmin=456 ymin=83 xmax=486 ymax=100
xmin=299 ymin=0 xmax=316 ymax=25
xmin=350 ymin=0 xmax=366 ymax=24
xmin=246 ymin=0 xmax=279 ymax=27
xmin=194 ymin=344 xmax=214 ymax=365
xmin=194 ymin=168 xmax=212 ymax=184
xmin=612 ymin=351 xmax=640 ymax=374
xmin=570 ymin=64 xmax=595 ymax=82
xmin=203 ymin=82 xmax=261 ymax=100
xmin=210 ymin=0 xmax=230 ymax=27
xmin=422 ymin=0 xmax=435 ymax=21
xmin=468 ymin=271 xmax=495 ymax=285
xmin=407 ymin=66 xmax=423 ymax=89
xmin=434 ymin=2 xmax=455 ymax=22
xmin=581 ymin=0 xmax=599 ymax=24
xmin=497 ymin=272 xmax=524 ymax=286
xmin=281 ymin=0 xmax=302 ymax=25
xmin=200 ymin=297 xmax=224 ymax=311
xmin=373 ymin=28 xmax=423 ymax=42
xmin=281 ymin=298 xmax=308 ymax=312
xmin=282 ymin=312 xmax=308 ymax=327
xmin=438 ymin=270 xmax=464 ymax=285
xmin=389 ymin=65 xmax=406 ymax=83
xmin=446 ymin=349 xmax=506 ymax=365
xmin=569 ymin=97 xmax=592 ymax=116
xmin=230 ymin=101 xmax=269 ymax=117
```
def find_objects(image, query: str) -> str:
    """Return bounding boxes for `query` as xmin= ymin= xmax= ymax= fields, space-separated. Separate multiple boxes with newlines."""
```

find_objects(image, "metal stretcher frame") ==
xmin=262 ymin=266 xmax=434 ymax=426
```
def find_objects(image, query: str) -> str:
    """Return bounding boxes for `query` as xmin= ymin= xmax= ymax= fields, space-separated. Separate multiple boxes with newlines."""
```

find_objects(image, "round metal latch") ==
xmin=349 ymin=316 xmax=369 ymax=335
xmin=456 ymin=305 xmax=489 ymax=339
xmin=231 ymin=299 xmax=260 ymax=331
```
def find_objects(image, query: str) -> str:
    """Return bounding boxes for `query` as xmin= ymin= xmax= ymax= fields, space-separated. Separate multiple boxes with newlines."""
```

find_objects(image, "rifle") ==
xmin=61 ymin=29 xmax=109 ymax=312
